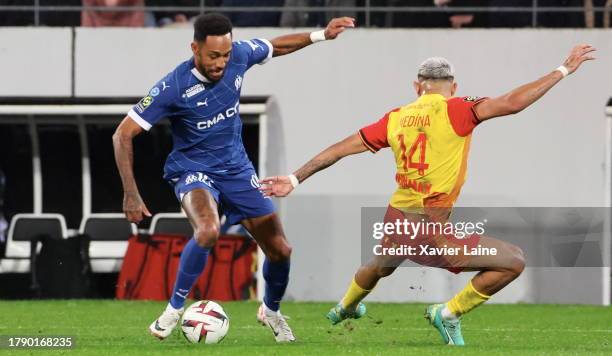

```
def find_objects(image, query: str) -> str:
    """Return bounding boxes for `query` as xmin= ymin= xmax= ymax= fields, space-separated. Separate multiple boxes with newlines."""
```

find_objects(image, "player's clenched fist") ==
xmin=562 ymin=44 xmax=596 ymax=75
xmin=259 ymin=176 xmax=295 ymax=198
xmin=123 ymin=191 xmax=152 ymax=224
xmin=324 ymin=17 xmax=356 ymax=40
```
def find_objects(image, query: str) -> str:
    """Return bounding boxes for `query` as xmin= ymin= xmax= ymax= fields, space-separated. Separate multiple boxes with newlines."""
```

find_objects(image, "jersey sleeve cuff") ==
xmin=470 ymin=98 xmax=488 ymax=123
xmin=258 ymin=38 xmax=274 ymax=65
xmin=128 ymin=108 xmax=152 ymax=131
xmin=358 ymin=130 xmax=378 ymax=153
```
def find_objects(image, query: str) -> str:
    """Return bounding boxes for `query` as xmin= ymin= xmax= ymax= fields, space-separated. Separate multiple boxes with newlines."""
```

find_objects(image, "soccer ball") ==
xmin=180 ymin=300 xmax=229 ymax=344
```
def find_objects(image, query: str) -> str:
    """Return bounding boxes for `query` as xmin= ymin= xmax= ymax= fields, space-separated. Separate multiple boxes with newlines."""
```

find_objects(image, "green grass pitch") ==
xmin=0 ymin=300 xmax=610 ymax=355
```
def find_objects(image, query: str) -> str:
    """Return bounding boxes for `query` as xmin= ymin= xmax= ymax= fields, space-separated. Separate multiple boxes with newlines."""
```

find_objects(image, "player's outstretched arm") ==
xmin=475 ymin=44 xmax=596 ymax=121
xmin=269 ymin=17 xmax=355 ymax=57
xmin=259 ymin=133 xmax=368 ymax=197
xmin=112 ymin=116 xmax=152 ymax=224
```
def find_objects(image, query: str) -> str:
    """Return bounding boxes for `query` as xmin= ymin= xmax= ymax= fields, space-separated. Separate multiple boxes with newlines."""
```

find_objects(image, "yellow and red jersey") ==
xmin=359 ymin=94 xmax=486 ymax=211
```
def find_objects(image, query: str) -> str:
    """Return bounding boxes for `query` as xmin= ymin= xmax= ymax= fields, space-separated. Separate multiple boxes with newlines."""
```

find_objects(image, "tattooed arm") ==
xmin=259 ymin=134 xmax=368 ymax=197
xmin=113 ymin=116 xmax=152 ymax=223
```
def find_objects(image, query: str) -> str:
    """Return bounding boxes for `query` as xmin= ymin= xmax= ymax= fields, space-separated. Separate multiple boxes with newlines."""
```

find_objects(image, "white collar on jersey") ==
xmin=191 ymin=67 xmax=211 ymax=83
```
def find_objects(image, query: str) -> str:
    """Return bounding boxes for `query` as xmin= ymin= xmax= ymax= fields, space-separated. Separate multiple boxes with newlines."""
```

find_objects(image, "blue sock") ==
xmin=169 ymin=238 xmax=210 ymax=309
xmin=263 ymin=258 xmax=290 ymax=312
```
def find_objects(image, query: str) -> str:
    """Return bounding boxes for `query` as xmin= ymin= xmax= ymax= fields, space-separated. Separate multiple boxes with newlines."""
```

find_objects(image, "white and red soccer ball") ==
xmin=180 ymin=300 xmax=229 ymax=344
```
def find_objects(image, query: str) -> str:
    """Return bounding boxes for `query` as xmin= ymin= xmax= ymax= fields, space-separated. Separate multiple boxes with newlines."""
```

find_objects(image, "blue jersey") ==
xmin=128 ymin=38 xmax=273 ymax=180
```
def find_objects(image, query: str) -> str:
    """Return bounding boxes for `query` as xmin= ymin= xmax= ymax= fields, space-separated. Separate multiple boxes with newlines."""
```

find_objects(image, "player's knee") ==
xmin=375 ymin=266 xmax=395 ymax=278
xmin=266 ymin=239 xmax=292 ymax=262
xmin=193 ymin=224 xmax=220 ymax=248
xmin=506 ymin=245 xmax=525 ymax=277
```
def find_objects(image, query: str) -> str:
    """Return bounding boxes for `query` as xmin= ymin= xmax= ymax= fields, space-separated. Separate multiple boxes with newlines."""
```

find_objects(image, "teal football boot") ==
xmin=326 ymin=302 xmax=366 ymax=325
xmin=424 ymin=304 xmax=465 ymax=346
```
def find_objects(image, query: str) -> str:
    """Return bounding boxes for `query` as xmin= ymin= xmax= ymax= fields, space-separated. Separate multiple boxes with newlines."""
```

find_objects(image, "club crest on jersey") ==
xmin=234 ymin=75 xmax=243 ymax=90
xmin=149 ymin=87 xmax=160 ymax=97
xmin=183 ymin=83 xmax=205 ymax=98
xmin=463 ymin=96 xmax=480 ymax=102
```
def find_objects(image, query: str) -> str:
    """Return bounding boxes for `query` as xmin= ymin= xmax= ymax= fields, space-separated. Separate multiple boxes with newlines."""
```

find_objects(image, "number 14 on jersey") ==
xmin=398 ymin=133 xmax=429 ymax=176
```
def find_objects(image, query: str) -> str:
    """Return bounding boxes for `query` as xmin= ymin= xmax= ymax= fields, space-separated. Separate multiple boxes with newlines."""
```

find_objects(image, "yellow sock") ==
xmin=340 ymin=278 xmax=374 ymax=309
xmin=447 ymin=280 xmax=490 ymax=317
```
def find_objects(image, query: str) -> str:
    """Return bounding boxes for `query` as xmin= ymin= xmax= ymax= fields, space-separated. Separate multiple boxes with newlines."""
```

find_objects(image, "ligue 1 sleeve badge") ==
xmin=141 ymin=96 xmax=154 ymax=107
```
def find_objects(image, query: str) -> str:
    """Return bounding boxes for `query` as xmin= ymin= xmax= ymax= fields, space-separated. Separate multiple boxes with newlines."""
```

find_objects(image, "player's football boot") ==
xmin=424 ymin=304 xmax=465 ymax=346
xmin=256 ymin=303 xmax=296 ymax=342
xmin=326 ymin=302 xmax=366 ymax=325
xmin=149 ymin=304 xmax=184 ymax=340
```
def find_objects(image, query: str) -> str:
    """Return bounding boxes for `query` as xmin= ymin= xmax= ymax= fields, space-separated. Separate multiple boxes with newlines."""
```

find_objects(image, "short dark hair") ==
xmin=193 ymin=13 xmax=233 ymax=42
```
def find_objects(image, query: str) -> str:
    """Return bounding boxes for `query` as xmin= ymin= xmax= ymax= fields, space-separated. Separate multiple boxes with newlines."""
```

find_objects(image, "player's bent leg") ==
xmin=241 ymin=213 xmax=295 ymax=342
xmin=425 ymin=237 xmax=525 ymax=346
xmin=328 ymin=254 xmax=403 ymax=325
xmin=467 ymin=239 xmax=525 ymax=296
xmin=149 ymin=188 xmax=220 ymax=340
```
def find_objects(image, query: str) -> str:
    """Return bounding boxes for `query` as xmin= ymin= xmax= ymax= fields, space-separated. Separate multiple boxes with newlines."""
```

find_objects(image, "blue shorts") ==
xmin=169 ymin=168 xmax=276 ymax=225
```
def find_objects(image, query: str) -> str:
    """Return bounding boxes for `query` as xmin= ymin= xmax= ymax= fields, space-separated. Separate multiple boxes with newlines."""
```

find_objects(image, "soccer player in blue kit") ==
xmin=112 ymin=13 xmax=355 ymax=342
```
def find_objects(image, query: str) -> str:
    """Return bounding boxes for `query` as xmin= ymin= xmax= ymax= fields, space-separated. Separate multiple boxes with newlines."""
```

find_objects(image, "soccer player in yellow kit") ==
xmin=260 ymin=44 xmax=595 ymax=345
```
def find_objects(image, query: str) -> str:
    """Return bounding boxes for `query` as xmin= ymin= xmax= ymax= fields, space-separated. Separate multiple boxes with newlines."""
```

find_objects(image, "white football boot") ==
xmin=149 ymin=304 xmax=184 ymax=340
xmin=256 ymin=303 xmax=296 ymax=342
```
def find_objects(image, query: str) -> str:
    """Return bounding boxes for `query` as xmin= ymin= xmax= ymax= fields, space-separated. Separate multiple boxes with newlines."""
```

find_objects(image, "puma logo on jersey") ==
xmin=197 ymin=99 xmax=208 ymax=107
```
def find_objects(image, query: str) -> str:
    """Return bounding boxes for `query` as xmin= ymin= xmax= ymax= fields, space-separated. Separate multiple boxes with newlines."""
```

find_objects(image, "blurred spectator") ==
xmin=364 ymin=0 xmax=392 ymax=28
xmin=488 ymin=0 xmax=532 ymax=28
xmin=326 ymin=0 xmax=357 ymax=22
xmin=222 ymin=0 xmax=284 ymax=27
xmin=586 ymin=0 xmax=610 ymax=28
xmin=392 ymin=0 xmax=486 ymax=28
xmin=148 ymin=0 xmax=212 ymax=27
xmin=585 ymin=0 xmax=594 ymax=27
xmin=443 ymin=0 xmax=488 ymax=28
xmin=0 ymin=0 xmax=608 ymax=28
xmin=434 ymin=0 xmax=474 ymax=28
xmin=280 ymin=0 xmax=311 ymax=27
xmin=391 ymin=0 xmax=448 ymax=27
xmin=81 ymin=0 xmax=146 ymax=27
xmin=281 ymin=0 xmax=357 ymax=28
xmin=280 ymin=0 xmax=321 ymax=27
